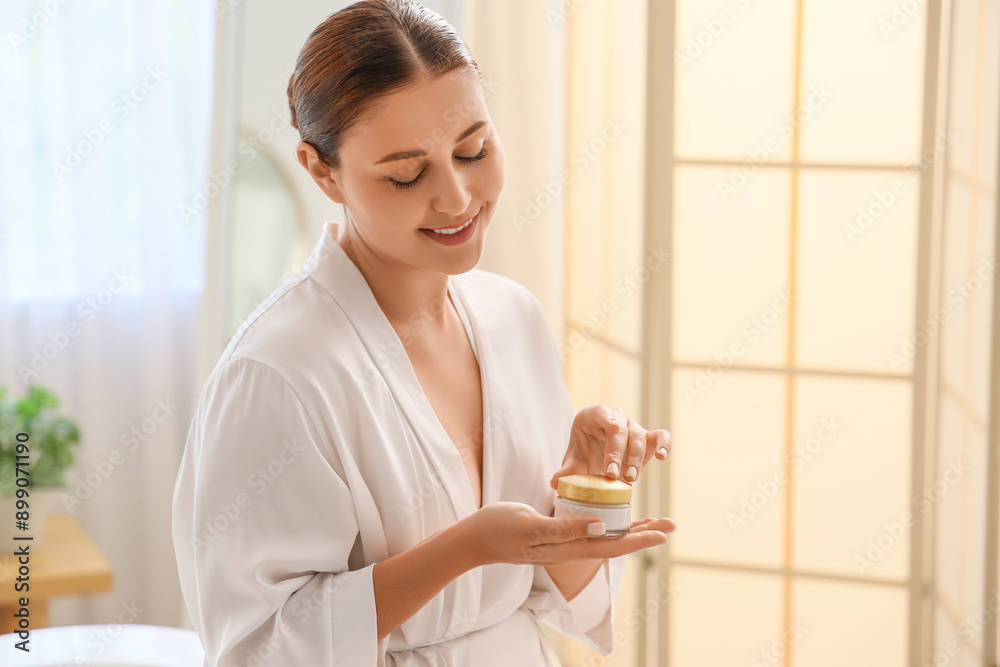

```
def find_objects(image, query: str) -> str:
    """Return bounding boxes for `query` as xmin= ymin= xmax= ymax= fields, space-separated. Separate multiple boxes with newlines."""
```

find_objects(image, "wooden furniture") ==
xmin=0 ymin=514 xmax=113 ymax=634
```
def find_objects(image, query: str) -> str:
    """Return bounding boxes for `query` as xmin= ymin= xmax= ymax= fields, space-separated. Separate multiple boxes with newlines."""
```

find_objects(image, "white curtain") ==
xmin=0 ymin=0 xmax=215 ymax=627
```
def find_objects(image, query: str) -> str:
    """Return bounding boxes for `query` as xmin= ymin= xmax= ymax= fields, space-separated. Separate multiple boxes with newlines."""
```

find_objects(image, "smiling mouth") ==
xmin=425 ymin=216 xmax=475 ymax=235
xmin=422 ymin=210 xmax=479 ymax=234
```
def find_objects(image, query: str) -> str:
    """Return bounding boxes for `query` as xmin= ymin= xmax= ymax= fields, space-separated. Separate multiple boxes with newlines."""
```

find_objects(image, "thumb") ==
xmin=545 ymin=514 xmax=607 ymax=542
xmin=549 ymin=462 xmax=584 ymax=490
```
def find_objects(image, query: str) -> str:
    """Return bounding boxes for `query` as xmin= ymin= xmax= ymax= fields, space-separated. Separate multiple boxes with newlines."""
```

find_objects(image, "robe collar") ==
xmin=301 ymin=221 xmax=493 ymax=518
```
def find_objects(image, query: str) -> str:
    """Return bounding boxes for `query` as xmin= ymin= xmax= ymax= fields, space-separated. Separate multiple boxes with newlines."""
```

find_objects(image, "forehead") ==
xmin=346 ymin=69 xmax=487 ymax=158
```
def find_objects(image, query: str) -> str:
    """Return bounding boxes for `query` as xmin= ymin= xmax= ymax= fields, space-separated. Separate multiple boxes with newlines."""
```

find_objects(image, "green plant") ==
xmin=0 ymin=384 xmax=81 ymax=497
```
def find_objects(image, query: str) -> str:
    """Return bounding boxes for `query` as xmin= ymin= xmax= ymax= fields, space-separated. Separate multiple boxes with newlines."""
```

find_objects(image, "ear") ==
xmin=296 ymin=141 xmax=346 ymax=204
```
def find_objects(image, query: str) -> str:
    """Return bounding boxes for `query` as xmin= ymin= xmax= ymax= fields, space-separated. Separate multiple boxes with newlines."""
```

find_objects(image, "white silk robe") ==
xmin=171 ymin=221 xmax=627 ymax=666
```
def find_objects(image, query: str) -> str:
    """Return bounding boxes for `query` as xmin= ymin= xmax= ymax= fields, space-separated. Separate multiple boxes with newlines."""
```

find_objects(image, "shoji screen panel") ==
xmin=931 ymin=1 xmax=1000 ymax=666
xmin=665 ymin=0 xmax=931 ymax=664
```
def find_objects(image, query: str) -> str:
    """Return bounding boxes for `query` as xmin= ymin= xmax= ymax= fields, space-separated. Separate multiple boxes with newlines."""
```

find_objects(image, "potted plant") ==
xmin=0 ymin=384 xmax=81 ymax=553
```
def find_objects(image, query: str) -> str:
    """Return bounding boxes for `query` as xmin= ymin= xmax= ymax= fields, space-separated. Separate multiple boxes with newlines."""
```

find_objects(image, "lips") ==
xmin=418 ymin=211 xmax=479 ymax=245
xmin=422 ymin=213 xmax=478 ymax=231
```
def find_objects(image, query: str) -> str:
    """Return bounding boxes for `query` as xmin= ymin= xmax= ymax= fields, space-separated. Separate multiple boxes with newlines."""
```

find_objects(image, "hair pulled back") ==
xmin=287 ymin=0 xmax=484 ymax=170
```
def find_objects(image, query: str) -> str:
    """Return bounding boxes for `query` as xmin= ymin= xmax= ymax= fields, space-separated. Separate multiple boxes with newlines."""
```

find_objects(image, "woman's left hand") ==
xmin=549 ymin=405 xmax=673 ymax=488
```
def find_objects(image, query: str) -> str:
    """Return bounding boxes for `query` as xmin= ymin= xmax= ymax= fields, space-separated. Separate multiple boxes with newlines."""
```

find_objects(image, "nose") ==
xmin=430 ymin=161 xmax=473 ymax=217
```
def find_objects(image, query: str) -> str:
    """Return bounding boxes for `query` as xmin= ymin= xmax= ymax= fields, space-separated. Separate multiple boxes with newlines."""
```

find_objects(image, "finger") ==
xmin=543 ymin=515 xmax=609 ymax=543
xmin=575 ymin=527 xmax=669 ymax=559
xmin=549 ymin=457 xmax=584 ymax=490
xmin=602 ymin=406 xmax=629 ymax=478
xmin=649 ymin=429 xmax=672 ymax=461
xmin=549 ymin=463 xmax=569 ymax=490
xmin=621 ymin=420 xmax=646 ymax=483
xmin=536 ymin=519 xmax=675 ymax=563
xmin=629 ymin=517 xmax=677 ymax=534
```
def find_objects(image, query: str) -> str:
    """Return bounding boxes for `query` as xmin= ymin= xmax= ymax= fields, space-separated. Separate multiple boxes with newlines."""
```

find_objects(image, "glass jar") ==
xmin=553 ymin=473 xmax=633 ymax=538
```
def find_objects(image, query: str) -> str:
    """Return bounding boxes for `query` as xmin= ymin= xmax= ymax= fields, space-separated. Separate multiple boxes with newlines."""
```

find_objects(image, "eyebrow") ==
xmin=374 ymin=120 xmax=488 ymax=165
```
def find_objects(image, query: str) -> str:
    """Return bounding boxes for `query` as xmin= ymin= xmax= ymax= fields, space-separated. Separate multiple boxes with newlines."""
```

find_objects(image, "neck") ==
xmin=334 ymin=221 xmax=453 ymax=341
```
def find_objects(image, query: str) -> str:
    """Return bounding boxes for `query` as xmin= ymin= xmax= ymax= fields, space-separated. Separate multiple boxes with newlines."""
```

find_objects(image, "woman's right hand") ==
xmin=460 ymin=501 xmax=676 ymax=567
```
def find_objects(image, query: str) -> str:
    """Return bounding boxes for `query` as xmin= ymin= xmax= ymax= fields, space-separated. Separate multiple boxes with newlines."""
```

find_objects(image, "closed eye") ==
xmin=387 ymin=143 xmax=490 ymax=191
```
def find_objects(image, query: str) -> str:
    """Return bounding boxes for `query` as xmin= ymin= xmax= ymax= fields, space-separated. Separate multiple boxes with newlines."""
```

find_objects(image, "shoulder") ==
xmin=454 ymin=268 xmax=550 ymax=328
xmin=455 ymin=268 xmax=562 ymax=368
xmin=209 ymin=274 xmax=357 ymax=384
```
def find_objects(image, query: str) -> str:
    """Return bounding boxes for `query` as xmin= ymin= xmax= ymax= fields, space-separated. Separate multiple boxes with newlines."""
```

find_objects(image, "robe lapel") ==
xmin=447 ymin=276 xmax=495 ymax=510
xmin=307 ymin=222 xmax=485 ymax=520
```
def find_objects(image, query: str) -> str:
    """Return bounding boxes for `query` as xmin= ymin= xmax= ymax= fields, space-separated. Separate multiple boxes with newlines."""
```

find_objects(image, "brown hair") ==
xmin=287 ymin=0 xmax=484 ymax=170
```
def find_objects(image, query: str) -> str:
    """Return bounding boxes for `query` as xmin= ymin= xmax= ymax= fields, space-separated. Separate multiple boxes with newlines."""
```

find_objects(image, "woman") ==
xmin=171 ymin=1 xmax=676 ymax=664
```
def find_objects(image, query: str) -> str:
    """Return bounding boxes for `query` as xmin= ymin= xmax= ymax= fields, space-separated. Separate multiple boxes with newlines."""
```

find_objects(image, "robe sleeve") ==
xmin=522 ymin=554 xmax=628 ymax=654
xmin=171 ymin=357 xmax=389 ymax=666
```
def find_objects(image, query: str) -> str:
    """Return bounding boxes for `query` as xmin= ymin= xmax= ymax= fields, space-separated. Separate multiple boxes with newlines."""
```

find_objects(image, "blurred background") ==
xmin=0 ymin=0 xmax=998 ymax=665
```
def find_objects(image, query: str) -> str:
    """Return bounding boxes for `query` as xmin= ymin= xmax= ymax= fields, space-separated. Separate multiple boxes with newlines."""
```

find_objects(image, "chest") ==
xmin=405 ymin=329 xmax=485 ymax=509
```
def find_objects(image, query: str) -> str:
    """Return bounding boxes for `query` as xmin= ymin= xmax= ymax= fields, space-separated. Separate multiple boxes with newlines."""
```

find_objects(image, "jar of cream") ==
xmin=553 ymin=473 xmax=633 ymax=538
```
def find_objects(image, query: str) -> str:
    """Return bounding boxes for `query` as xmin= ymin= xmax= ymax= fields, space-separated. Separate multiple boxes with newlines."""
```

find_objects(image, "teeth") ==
xmin=430 ymin=217 xmax=473 ymax=235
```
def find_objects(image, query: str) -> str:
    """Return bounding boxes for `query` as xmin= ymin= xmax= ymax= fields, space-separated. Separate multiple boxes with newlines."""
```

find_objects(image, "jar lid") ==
xmin=557 ymin=473 xmax=633 ymax=504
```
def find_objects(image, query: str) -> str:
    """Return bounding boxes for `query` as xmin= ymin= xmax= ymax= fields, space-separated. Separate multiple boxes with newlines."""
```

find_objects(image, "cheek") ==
xmin=485 ymin=148 xmax=506 ymax=198
xmin=355 ymin=182 xmax=418 ymax=243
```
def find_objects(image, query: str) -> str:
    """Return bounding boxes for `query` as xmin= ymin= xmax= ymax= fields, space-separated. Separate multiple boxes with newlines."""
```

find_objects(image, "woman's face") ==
xmin=300 ymin=67 xmax=506 ymax=276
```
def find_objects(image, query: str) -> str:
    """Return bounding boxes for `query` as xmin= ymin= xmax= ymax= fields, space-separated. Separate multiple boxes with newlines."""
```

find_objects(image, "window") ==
xmin=0 ymin=0 xmax=215 ymax=303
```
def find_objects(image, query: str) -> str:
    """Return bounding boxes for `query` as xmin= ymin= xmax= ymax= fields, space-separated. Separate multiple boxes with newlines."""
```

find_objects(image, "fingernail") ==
xmin=607 ymin=461 xmax=619 ymax=477
xmin=625 ymin=465 xmax=637 ymax=481
xmin=658 ymin=447 xmax=668 ymax=457
xmin=587 ymin=521 xmax=606 ymax=536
